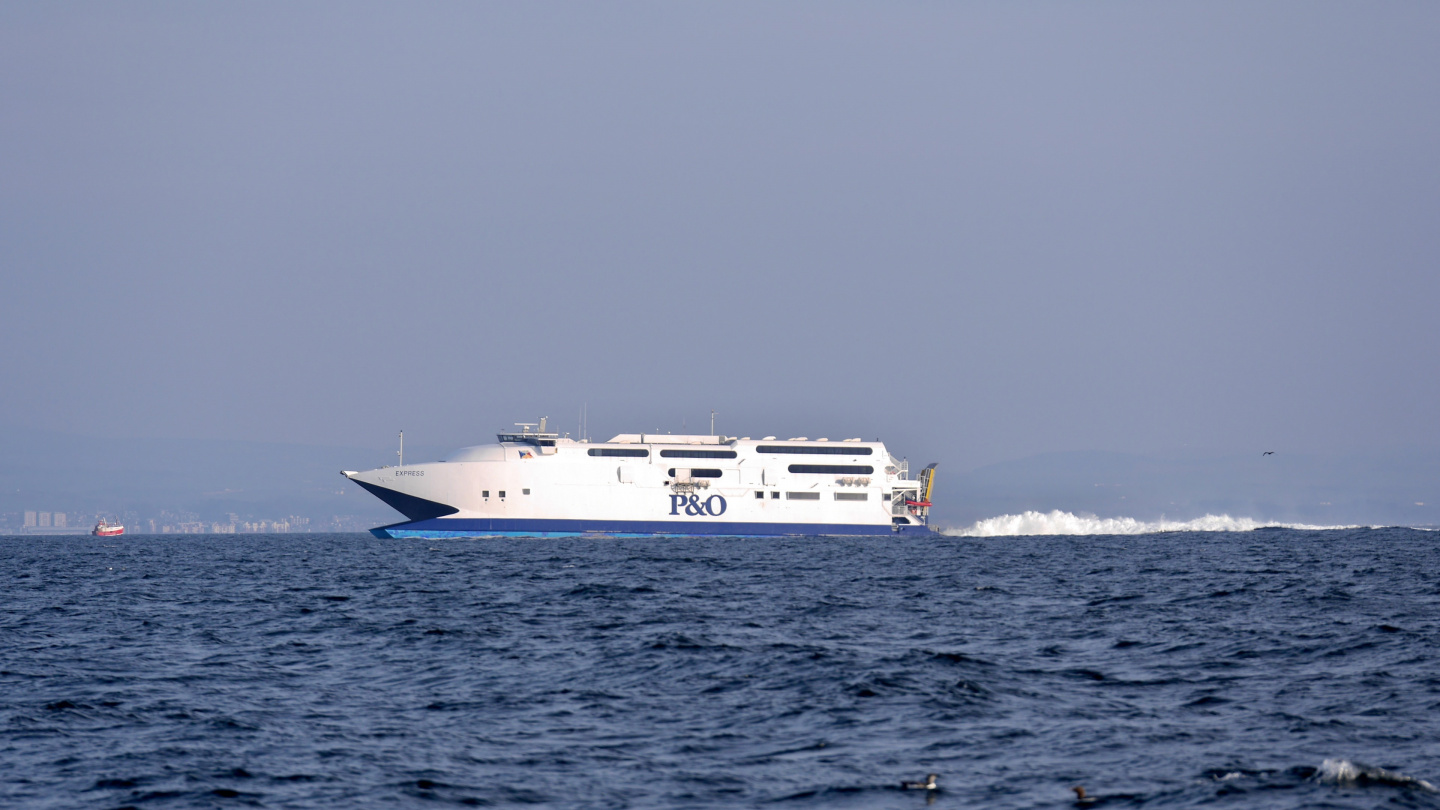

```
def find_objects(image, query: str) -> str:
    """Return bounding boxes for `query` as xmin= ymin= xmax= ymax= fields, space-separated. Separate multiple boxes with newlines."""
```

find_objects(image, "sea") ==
xmin=3 ymin=524 xmax=1438 ymax=809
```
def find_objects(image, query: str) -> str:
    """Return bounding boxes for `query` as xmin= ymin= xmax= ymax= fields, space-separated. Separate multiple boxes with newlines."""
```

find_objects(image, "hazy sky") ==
xmin=3 ymin=3 xmax=1437 ymax=471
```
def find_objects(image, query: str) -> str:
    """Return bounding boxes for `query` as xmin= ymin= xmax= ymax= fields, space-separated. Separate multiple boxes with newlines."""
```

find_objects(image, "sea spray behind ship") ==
xmin=945 ymin=510 xmax=1363 ymax=536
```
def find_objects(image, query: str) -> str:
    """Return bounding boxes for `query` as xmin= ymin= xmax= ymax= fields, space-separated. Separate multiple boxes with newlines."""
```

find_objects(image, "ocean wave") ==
xmin=1316 ymin=758 xmax=1437 ymax=791
xmin=942 ymin=510 xmax=1356 ymax=537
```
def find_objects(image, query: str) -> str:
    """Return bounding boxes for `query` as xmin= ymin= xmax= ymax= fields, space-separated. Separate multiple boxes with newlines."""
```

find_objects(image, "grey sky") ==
xmin=3 ymin=2 xmax=1437 ymax=477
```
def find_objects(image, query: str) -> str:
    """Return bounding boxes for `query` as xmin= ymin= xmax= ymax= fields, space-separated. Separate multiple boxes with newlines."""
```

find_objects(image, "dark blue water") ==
xmin=3 ymin=529 xmax=1438 ymax=808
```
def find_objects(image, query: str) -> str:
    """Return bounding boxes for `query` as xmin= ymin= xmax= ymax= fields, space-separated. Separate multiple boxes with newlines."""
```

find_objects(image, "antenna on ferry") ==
xmin=710 ymin=409 xmax=716 ymax=436
xmin=398 ymin=430 xmax=404 ymax=467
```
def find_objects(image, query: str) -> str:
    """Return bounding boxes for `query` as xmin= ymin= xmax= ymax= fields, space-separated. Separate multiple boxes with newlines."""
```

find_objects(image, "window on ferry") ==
xmin=482 ymin=490 xmax=489 ymax=498
xmin=588 ymin=448 xmax=650 ymax=457
xmin=787 ymin=464 xmax=875 ymax=475
xmin=771 ymin=491 xmax=780 ymax=499
xmin=523 ymin=489 xmax=531 ymax=495
xmin=667 ymin=468 xmax=723 ymax=478
xmin=786 ymin=492 xmax=821 ymax=500
xmin=659 ymin=449 xmax=738 ymax=459
xmin=498 ymin=491 xmax=506 ymax=498
xmin=755 ymin=491 xmax=764 ymax=499
xmin=834 ymin=492 xmax=868 ymax=501
xmin=757 ymin=445 xmax=873 ymax=456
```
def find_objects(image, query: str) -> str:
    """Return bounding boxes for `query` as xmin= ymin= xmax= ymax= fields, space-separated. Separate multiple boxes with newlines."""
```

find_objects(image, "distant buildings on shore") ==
xmin=25 ymin=510 xmax=68 ymax=528
xmin=18 ymin=511 xmax=75 ymax=534
xmin=159 ymin=517 xmax=307 ymax=534
xmin=4 ymin=510 xmax=375 ymax=534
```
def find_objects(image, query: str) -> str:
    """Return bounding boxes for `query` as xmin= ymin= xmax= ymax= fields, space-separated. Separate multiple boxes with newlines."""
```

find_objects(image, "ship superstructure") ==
xmin=344 ymin=419 xmax=937 ymax=538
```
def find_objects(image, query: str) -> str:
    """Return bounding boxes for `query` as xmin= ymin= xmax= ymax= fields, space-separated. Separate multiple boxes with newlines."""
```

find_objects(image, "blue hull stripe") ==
xmin=371 ymin=517 xmax=925 ymax=538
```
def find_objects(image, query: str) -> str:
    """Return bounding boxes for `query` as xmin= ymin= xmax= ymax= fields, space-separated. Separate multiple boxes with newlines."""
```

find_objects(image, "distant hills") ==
xmin=2 ymin=427 xmax=1435 ymax=533
xmin=0 ymin=427 xmax=440 ymax=531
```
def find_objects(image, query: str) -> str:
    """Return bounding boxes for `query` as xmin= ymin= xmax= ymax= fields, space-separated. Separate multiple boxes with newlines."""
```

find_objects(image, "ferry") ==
xmin=343 ymin=419 xmax=937 ymax=538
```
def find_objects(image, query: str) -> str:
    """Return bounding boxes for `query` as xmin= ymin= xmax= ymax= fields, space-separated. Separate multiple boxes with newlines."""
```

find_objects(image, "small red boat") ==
xmin=92 ymin=518 xmax=125 ymax=537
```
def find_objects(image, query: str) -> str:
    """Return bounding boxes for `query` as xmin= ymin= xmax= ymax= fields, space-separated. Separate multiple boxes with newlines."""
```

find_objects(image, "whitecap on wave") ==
xmin=1316 ymin=758 xmax=1437 ymax=792
xmin=942 ymin=510 xmax=1357 ymax=537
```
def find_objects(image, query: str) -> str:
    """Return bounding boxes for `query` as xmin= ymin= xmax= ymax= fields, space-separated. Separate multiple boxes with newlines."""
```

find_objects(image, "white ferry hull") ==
xmin=373 ymin=517 xmax=919 ymax=539
xmin=346 ymin=429 xmax=936 ymax=539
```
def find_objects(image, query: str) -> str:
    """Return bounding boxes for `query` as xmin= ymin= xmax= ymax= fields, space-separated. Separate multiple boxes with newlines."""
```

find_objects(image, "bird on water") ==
xmin=901 ymin=774 xmax=939 ymax=790
xmin=1072 ymin=786 xmax=1096 ymax=804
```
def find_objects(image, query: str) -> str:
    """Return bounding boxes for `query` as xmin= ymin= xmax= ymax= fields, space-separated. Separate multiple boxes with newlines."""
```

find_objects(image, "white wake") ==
xmin=1317 ymin=758 xmax=1437 ymax=792
xmin=942 ymin=510 xmax=1356 ymax=537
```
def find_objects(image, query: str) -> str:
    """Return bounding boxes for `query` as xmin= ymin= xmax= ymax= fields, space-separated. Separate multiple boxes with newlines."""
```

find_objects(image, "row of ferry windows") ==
xmin=665 ymin=465 xmax=873 ymax=477
xmin=753 ymin=491 xmax=869 ymax=501
xmin=472 ymin=487 xmax=866 ymax=501
xmin=587 ymin=447 xmax=873 ymax=458
xmin=589 ymin=448 xmax=739 ymax=459
xmin=668 ymin=468 xmax=723 ymax=478
xmin=473 ymin=488 xmax=866 ymax=501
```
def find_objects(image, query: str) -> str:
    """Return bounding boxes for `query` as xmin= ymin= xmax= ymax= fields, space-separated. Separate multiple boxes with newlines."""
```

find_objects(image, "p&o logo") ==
xmin=669 ymin=494 xmax=727 ymax=517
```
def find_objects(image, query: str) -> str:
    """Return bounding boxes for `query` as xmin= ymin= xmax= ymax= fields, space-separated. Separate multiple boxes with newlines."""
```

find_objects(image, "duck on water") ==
xmin=901 ymin=774 xmax=939 ymax=790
